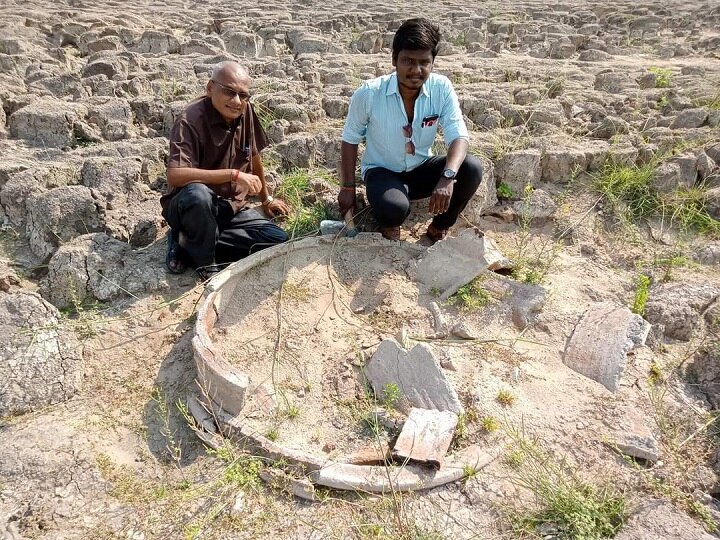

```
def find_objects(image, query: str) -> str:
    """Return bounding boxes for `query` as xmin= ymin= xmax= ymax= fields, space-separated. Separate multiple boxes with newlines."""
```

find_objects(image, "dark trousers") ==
xmin=162 ymin=183 xmax=289 ymax=268
xmin=364 ymin=154 xmax=483 ymax=229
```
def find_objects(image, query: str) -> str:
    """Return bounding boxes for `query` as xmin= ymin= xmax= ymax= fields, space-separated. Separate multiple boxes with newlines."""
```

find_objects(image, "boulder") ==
xmin=81 ymin=57 xmax=127 ymax=79
xmin=495 ymin=149 xmax=542 ymax=195
xmin=131 ymin=30 xmax=180 ymax=54
xmin=563 ymin=302 xmax=650 ymax=392
xmin=670 ymin=108 xmax=708 ymax=129
xmin=512 ymin=188 xmax=556 ymax=225
xmin=615 ymin=500 xmax=715 ymax=540
xmin=9 ymin=98 xmax=88 ymax=147
xmin=594 ymin=72 xmax=638 ymax=94
xmin=223 ymin=31 xmax=263 ymax=57
xmin=0 ymin=292 xmax=82 ymax=416
xmin=42 ymin=233 xmax=169 ymax=308
xmin=644 ymin=283 xmax=719 ymax=341
xmin=541 ymin=147 xmax=588 ymax=183
xmin=689 ymin=343 xmax=720 ymax=409
xmin=26 ymin=186 xmax=105 ymax=260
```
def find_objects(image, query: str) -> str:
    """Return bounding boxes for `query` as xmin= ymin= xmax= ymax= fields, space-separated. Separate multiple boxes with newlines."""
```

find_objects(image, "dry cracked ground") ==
xmin=1 ymin=0 xmax=720 ymax=539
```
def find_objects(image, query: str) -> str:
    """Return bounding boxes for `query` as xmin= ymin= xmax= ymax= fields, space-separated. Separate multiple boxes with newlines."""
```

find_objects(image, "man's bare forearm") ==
xmin=166 ymin=167 xmax=234 ymax=188
xmin=252 ymin=153 xmax=270 ymax=201
xmin=445 ymin=138 xmax=468 ymax=174
xmin=340 ymin=141 xmax=359 ymax=187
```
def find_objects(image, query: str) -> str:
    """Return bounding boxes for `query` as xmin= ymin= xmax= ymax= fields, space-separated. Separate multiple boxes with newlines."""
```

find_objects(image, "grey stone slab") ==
xmin=409 ymin=228 xmax=511 ymax=300
xmin=563 ymin=302 xmax=650 ymax=392
xmin=363 ymin=338 xmax=463 ymax=414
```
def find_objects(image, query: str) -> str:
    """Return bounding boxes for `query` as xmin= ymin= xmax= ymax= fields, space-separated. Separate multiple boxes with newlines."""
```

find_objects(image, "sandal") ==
xmin=166 ymin=230 xmax=188 ymax=274
xmin=196 ymin=264 xmax=224 ymax=282
xmin=379 ymin=226 xmax=401 ymax=241
xmin=426 ymin=224 xmax=449 ymax=243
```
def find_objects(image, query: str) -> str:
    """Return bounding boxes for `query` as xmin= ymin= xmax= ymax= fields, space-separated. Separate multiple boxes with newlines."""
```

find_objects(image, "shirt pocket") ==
xmin=416 ymin=116 xmax=439 ymax=150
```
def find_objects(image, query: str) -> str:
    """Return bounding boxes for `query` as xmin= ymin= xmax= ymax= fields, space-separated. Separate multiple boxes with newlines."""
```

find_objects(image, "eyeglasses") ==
xmin=211 ymin=80 xmax=252 ymax=101
xmin=403 ymin=124 xmax=415 ymax=155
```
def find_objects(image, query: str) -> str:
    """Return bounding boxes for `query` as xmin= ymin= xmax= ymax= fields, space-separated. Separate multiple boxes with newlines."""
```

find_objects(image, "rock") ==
xmin=259 ymin=469 xmax=316 ymax=501
xmin=428 ymin=301 xmax=449 ymax=338
xmin=614 ymin=500 xmax=715 ymax=540
xmin=353 ymin=30 xmax=382 ymax=53
xmin=86 ymin=98 xmax=133 ymax=141
xmin=224 ymin=31 xmax=263 ymax=57
xmin=495 ymin=149 xmax=542 ymax=195
xmin=578 ymin=49 xmax=612 ymax=61
xmin=0 ymin=292 xmax=82 ymax=416
xmin=592 ymin=115 xmax=630 ymax=139
xmin=410 ymin=228 xmax=510 ymax=300
xmin=81 ymin=57 xmax=127 ymax=79
xmin=26 ymin=185 xmax=105 ymax=259
xmin=541 ymin=147 xmax=588 ymax=183
xmin=612 ymin=409 xmax=660 ymax=462
xmin=229 ymin=491 xmax=245 ymax=516
xmin=364 ymin=338 xmax=464 ymax=414
xmin=694 ymin=243 xmax=720 ymax=266
xmin=563 ymin=303 xmax=651 ymax=392
xmin=594 ymin=71 xmax=637 ymax=94
xmin=451 ymin=322 xmax=476 ymax=339
xmin=514 ymin=88 xmax=541 ymax=105
xmin=644 ymin=283 xmax=719 ymax=341
xmin=482 ymin=276 xmax=547 ymax=330
xmin=651 ymin=161 xmax=684 ymax=193
xmin=670 ymin=108 xmax=708 ymax=129
xmin=42 ymin=233 xmax=169 ymax=308
xmin=462 ymin=156 xmax=498 ymax=222
xmin=512 ymin=188 xmax=556 ymax=225
xmin=9 ymin=98 xmax=88 ymax=147
xmin=688 ymin=343 xmax=720 ymax=409
xmin=706 ymin=187 xmax=720 ymax=220
xmin=321 ymin=96 xmax=348 ymax=119
xmin=132 ymin=30 xmax=180 ymax=54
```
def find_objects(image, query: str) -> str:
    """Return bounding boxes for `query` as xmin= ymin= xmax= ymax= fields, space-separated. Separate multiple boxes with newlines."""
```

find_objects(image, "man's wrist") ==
xmin=340 ymin=185 xmax=356 ymax=191
xmin=231 ymin=169 xmax=241 ymax=183
xmin=262 ymin=195 xmax=274 ymax=206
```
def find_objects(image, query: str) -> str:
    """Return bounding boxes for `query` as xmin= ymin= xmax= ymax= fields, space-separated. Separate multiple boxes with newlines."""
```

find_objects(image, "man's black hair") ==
xmin=392 ymin=18 xmax=441 ymax=61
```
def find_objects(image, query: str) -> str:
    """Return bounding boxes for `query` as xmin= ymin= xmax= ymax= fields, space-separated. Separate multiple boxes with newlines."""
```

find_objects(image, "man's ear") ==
xmin=206 ymin=80 xmax=213 ymax=96
xmin=391 ymin=56 xmax=397 ymax=68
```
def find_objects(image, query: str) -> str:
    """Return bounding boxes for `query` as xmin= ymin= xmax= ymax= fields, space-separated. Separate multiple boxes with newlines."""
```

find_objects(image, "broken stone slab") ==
xmin=392 ymin=408 xmax=458 ymax=469
xmin=260 ymin=468 xmax=317 ymax=501
xmin=482 ymin=276 xmax=547 ymax=330
xmin=563 ymin=302 xmax=651 ymax=392
xmin=364 ymin=338 xmax=464 ymax=414
xmin=428 ymin=301 xmax=449 ymax=338
xmin=611 ymin=408 xmax=660 ymax=463
xmin=409 ymin=228 xmax=511 ymax=300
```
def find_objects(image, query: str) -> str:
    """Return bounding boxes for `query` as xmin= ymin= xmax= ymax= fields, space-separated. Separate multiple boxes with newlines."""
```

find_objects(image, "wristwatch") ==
xmin=262 ymin=195 xmax=274 ymax=206
xmin=442 ymin=168 xmax=457 ymax=181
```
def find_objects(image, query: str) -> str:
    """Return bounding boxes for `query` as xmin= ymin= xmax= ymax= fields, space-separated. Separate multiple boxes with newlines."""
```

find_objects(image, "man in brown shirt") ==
xmin=162 ymin=61 xmax=289 ymax=279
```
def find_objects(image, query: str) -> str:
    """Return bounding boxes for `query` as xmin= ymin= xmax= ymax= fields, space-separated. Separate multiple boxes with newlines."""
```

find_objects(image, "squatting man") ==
xmin=161 ymin=61 xmax=290 ymax=280
xmin=338 ymin=17 xmax=483 ymax=242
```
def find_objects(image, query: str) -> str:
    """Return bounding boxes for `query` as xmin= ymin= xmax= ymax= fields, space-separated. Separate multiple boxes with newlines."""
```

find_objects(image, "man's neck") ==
xmin=398 ymin=85 xmax=421 ymax=101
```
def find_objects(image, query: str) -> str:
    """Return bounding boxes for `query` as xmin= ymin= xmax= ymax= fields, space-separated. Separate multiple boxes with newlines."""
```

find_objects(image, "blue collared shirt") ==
xmin=341 ymin=72 xmax=469 ymax=178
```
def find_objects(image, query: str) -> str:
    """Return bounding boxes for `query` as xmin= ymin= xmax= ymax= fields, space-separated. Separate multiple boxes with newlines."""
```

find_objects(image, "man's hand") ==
xmin=338 ymin=186 xmax=356 ymax=217
xmin=429 ymin=178 xmax=454 ymax=215
xmin=233 ymin=171 xmax=263 ymax=196
xmin=263 ymin=197 xmax=290 ymax=218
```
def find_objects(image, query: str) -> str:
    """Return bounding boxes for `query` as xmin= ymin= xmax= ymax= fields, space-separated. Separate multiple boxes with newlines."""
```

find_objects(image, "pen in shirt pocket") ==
xmin=421 ymin=114 xmax=439 ymax=128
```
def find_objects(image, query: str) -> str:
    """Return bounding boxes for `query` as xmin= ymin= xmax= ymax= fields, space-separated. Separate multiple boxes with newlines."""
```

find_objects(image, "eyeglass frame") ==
xmin=402 ymin=123 xmax=415 ymax=156
xmin=211 ymin=79 xmax=252 ymax=102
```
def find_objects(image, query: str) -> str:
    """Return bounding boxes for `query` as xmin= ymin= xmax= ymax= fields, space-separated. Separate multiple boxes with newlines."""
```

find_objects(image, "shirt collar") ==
xmin=386 ymin=72 xmax=430 ymax=98
xmin=203 ymin=96 xmax=243 ymax=128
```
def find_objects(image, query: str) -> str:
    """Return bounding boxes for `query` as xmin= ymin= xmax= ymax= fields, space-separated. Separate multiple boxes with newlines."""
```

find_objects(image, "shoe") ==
xmin=166 ymin=230 xmax=188 ymax=274
xmin=379 ymin=226 xmax=401 ymax=240
xmin=195 ymin=264 xmax=224 ymax=282
xmin=426 ymin=224 xmax=449 ymax=243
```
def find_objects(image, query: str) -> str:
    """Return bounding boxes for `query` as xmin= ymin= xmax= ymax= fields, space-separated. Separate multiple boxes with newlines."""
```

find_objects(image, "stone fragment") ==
xmin=578 ymin=49 xmax=611 ymax=61
xmin=541 ymin=147 xmax=588 ymax=183
xmin=392 ymin=408 xmax=458 ymax=469
xmin=592 ymin=115 xmax=630 ymax=139
xmin=229 ymin=491 xmax=245 ymax=516
xmin=612 ymin=409 xmax=660 ymax=462
xmin=223 ymin=31 xmax=263 ymax=57
xmin=563 ymin=302 xmax=650 ymax=392
xmin=651 ymin=161 xmax=683 ymax=193
xmin=0 ymin=292 xmax=82 ymax=416
xmin=81 ymin=57 xmax=127 ymax=79
xmin=482 ymin=276 xmax=547 ymax=330
xmin=364 ymin=338 xmax=463 ymax=414
xmin=644 ymin=283 xmax=719 ymax=341
xmin=428 ymin=301 xmax=449 ymax=338
xmin=451 ymin=322 xmax=476 ymax=339
xmin=259 ymin=469 xmax=316 ymax=501
xmin=132 ymin=30 xmax=180 ymax=54
xmin=342 ymin=442 xmax=390 ymax=465
xmin=694 ymin=243 xmax=720 ymax=266
xmin=410 ymin=228 xmax=510 ymax=300
xmin=594 ymin=72 xmax=637 ymax=94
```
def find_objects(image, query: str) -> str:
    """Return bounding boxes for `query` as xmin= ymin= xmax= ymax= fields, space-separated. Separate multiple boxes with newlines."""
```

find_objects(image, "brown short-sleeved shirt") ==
xmin=161 ymin=96 xmax=268 ymax=211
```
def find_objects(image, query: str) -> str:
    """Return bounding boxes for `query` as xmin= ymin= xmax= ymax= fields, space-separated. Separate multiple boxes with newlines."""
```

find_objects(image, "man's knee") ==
xmin=459 ymin=154 xmax=483 ymax=185
xmin=375 ymin=192 xmax=410 ymax=226
xmin=178 ymin=183 xmax=214 ymax=212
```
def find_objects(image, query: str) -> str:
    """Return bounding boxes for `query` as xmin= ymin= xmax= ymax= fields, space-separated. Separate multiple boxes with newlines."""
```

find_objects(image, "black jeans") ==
xmin=162 ymin=183 xmax=289 ymax=268
xmin=364 ymin=154 xmax=483 ymax=229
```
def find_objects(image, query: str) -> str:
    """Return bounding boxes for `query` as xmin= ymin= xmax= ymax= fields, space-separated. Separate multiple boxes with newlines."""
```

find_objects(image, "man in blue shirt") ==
xmin=339 ymin=18 xmax=483 ymax=242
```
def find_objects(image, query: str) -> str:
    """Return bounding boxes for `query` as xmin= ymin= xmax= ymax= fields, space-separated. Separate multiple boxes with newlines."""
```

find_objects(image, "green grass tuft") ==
xmin=631 ymin=274 xmax=651 ymax=315
xmin=648 ymin=67 xmax=672 ymax=88
xmin=448 ymin=278 xmax=491 ymax=311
